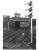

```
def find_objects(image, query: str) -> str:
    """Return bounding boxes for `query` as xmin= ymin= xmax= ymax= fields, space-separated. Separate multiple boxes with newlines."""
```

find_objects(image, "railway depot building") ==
xmin=3 ymin=14 xmax=36 ymax=49
xmin=9 ymin=17 xmax=31 ymax=29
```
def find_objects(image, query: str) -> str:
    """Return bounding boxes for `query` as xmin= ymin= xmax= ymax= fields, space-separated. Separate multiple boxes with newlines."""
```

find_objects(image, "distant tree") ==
xmin=29 ymin=13 xmax=32 ymax=18
xmin=25 ymin=1 xmax=32 ymax=6
xmin=28 ymin=1 xmax=32 ymax=6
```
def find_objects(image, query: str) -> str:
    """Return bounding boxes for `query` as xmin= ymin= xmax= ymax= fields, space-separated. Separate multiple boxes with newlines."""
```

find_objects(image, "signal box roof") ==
xmin=10 ymin=17 xmax=31 ymax=22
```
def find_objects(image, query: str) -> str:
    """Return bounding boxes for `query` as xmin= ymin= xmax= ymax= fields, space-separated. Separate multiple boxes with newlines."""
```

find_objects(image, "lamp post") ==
xmin=8 ymin=21 xmax=9 ymax=31
xmin=8 ymin=18 xmax=10 ymax=31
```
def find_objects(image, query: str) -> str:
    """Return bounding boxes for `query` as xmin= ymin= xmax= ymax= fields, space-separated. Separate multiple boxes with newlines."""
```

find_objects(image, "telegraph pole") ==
xmin=30 ymin=14 xmax=32 ymax=43
xmin=25 ymin=1 xmax=32 ymax=43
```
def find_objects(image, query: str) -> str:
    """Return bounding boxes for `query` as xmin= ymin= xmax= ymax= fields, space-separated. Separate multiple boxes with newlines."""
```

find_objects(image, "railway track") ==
xmin=4 ymin=29 xmax=23 ymax=40
xmin=3 ymin=29 xmax=32 ymax=49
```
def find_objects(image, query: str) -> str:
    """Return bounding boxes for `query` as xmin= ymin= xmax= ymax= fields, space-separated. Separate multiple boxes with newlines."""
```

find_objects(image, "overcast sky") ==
xmin=0 ymin=0 xmax=32 ymax=17
xmin=0 ymin=0 xmax=38 ymax=19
